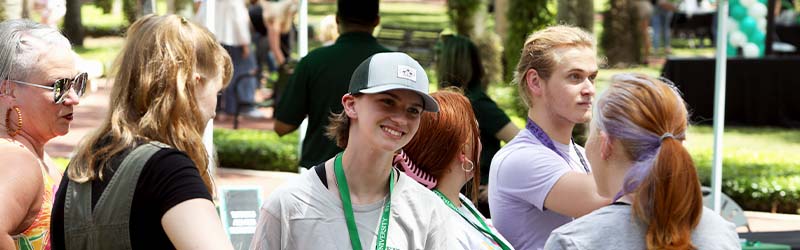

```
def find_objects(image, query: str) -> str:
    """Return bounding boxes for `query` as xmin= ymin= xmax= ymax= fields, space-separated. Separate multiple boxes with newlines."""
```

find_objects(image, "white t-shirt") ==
xmin=250 ymin=167 xmax=457 ymax=250
xmin=451 ymin=194 xmax=514 ymax=250
xmin=488 ymin=129 xmax=590 ymax=250
xmin=544 ymin=204 xmax=741 ymax=250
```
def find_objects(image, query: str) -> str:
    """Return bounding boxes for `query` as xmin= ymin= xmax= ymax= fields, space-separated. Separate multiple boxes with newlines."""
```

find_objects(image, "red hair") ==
xmin=597 ymin=74 xmax=702 ymax=250
xmin=402 ymin=90 xmax=481 ymax=201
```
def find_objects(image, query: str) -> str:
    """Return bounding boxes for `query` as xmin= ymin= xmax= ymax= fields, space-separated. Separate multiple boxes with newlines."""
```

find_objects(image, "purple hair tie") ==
xmin=393 ymin=150 xmax=438 ymax=189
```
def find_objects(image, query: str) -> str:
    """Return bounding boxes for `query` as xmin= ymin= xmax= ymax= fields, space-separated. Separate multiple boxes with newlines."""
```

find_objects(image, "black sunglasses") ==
xmin=9 ymin=72 xmax=88 ymax=104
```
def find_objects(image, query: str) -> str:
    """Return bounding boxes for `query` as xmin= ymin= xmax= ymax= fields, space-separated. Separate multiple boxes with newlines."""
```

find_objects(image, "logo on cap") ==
xmin=397 ymin=65 xmax=417 ymax=82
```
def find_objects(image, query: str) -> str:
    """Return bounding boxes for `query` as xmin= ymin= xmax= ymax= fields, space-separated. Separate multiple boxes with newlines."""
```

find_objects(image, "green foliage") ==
xmin=504 ymin=0 xmax=554 ymax=82
xmin=600 ymin=0 xmax=644 ymax=66
xmin=0 ymin=4 xmax=6 ymax=22
xmin=123 ymin=0 xmax=138 ymax=25
xmin=446 ymin=0 xmax=482 ymax=36
xmin=95 ymin=0 xmax=114 ymax=13
xmin=214 ymin=128 xmax=299 ymax=172
xmin=81 ymin=4 xmax=129 ymax=36
xmin=723 ymin=176 xmax=800 ymax=213
xmin=503 ymin=0 xmax=554 ymax=118
xmin=687 ymin=126 xmax=800 ymax=213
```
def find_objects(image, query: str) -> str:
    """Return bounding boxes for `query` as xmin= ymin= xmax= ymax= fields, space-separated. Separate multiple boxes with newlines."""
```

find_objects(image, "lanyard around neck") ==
xmin=334 ymin=152 xmax=394 ymax=250
xmin=432 ymin=190 xmax=512 ymax=250
xmin=525 ymin=118 xmax=590 ymax=173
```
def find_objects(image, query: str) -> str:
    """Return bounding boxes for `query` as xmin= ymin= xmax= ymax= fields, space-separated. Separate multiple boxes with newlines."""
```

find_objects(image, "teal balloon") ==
xmin=758 ymin=43 xmax=765 ymax=57
xmin=757 ymin=0 xmax=767 ymax=4
xmin=748 ymin=30 xmax=766 ymax=43
xmin=740 ymin=17 xmax=758 ymax=35
xmin=727 ymin=43 xmax=738 ymax=57
xmin=730 ymin=4 xmax=748 ymax=20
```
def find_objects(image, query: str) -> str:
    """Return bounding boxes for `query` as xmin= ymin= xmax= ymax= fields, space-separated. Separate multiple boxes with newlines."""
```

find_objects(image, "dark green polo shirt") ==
xmin=275 ymin=32 xmax=391 ymax=168
xmin=465 ymin=85 xmax=513 ymax=184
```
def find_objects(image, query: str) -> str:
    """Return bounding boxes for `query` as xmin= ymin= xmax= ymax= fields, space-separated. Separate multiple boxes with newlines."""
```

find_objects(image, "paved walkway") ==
xmin=45 ymin=81 xmax=800 ymax=235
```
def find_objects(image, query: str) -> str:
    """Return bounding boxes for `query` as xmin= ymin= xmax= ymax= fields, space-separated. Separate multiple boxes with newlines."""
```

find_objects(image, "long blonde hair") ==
xmin=68 ymin=15 xmax=232 ymax=194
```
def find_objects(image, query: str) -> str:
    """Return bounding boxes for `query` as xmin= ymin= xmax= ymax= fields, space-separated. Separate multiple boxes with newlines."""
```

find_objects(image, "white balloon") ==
xmin=727 ymin=17 xmax=740 ymax=33
xmin=757 ymin=18 xmax=767 ymax=33
xmin=743 ymin=43 xmax=760 ymax=58
xmin=748 ymin=2 xmax=768 ymax=18
xmin=729 ymin=30 xmax=748 ymax=47
xmin=740 ymin=0 xmax=756 ymax=8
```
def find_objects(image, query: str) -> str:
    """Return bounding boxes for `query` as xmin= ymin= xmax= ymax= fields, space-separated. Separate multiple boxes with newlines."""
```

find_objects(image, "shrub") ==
xmin=692 ymin=148 xmax=800 ymax=214
xmin=213 ymin=128 xmax=299 ymax=172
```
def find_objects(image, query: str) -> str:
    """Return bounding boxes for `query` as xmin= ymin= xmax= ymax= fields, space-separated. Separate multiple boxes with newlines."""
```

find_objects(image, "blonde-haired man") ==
xmin=488 ymin=25 xmax=610 ymax=250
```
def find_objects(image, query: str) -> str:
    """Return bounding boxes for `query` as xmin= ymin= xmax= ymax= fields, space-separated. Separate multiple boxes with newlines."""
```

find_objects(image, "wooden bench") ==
xmin=376 ymin=25 xmax=443 ymax=67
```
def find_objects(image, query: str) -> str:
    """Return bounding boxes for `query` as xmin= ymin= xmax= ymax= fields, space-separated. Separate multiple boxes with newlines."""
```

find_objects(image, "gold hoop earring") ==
xmin=6 ymin=106 xmax=22 ymax=137
xmin=461 ymin=159 xmax=474 ymax=173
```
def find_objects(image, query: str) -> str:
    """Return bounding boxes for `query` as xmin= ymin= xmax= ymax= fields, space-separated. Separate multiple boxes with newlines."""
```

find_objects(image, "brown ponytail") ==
xmin=595 ymin=73 xmax=703 ymax=250
xmin=634 ymin=137 xmax=702 ymax=250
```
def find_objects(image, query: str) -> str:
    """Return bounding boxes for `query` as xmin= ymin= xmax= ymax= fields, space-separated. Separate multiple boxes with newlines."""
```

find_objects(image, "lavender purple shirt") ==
xmin=488 ymin=129 xmax=591 ymax=250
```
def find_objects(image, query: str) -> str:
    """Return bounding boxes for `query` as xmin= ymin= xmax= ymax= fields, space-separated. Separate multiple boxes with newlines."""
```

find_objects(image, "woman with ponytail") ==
xmin=544 ymin=73 xmax=739 ymax=250
xmin=401 ymin=90 xmax=513 ymax=250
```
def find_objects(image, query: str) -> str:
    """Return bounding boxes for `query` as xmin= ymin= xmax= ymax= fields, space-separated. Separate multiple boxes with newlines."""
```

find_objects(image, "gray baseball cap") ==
xmin=348 ymin=52 xmax=439 ymax=112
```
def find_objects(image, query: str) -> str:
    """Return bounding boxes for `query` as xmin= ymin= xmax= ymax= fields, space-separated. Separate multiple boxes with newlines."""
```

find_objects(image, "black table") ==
xmin=661 ymin=57 xmax=800 ymax=127
xmin=776 ymin=24 xmax=800 ymax=50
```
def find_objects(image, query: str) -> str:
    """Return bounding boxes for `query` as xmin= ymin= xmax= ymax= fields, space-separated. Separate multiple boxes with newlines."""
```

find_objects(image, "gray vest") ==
xmin=63 ymin=141 xmax=170 ymax=250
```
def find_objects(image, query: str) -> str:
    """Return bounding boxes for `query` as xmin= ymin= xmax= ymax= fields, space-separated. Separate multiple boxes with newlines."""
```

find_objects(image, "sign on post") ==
xmin=218 ymin=186 xmax=263 ymax=250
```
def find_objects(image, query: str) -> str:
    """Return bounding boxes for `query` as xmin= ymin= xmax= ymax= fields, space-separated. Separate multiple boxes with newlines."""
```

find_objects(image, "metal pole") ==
xmin=711 ymin=0 xmax=729 ymax=213
xmin=205 ymin=0 xmax=215 ymax=35
xmin=298 ymin=0 xmax=309 ymax=57
xmin=296 ymin=0 xmax=309 ymax=171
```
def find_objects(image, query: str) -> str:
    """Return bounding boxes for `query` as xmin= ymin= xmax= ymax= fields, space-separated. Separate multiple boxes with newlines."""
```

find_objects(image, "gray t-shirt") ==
xmin=250 ymin=167 xmax=457 ymax=250
xmin=488 ymin=129 xmax=590 ymax=250
xmin=544 ymin=204 xmax=741 ymax=250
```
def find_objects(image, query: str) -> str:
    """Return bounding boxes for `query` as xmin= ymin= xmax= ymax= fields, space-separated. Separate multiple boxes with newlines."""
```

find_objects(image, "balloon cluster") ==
xmin=728 ymin=0 xmax=768 ymax=57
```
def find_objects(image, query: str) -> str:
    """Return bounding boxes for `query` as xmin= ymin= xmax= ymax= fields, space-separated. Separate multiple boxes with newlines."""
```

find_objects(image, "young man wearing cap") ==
xmin=487 ymin=25 xmax=611 ymax=250
xmin=273 ymin=0 xmax=391 ymax=169
xmin=251 ymin=52 xmax=455 ymax=249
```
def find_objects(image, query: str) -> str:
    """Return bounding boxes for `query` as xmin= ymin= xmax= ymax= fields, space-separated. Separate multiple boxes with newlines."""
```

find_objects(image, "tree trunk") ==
xmin=494 ymin=0 xmax=508 ymax=43
xmin=504 ymin=0 xmax=553 ymax=118
xmin=447 ymin=0 xmax=504 ymax=87
xmin=556 ymin=0 xmax=594 ymax=32
xmin=0 ymin=3 xmax=6 ymax=22
xmin=140 ymin=0 xmax=156 ymax=16
xmin=600 ymin=0 xmax=642 ymax=67
xmin=63 ymin=0 xmax=85 ymax=46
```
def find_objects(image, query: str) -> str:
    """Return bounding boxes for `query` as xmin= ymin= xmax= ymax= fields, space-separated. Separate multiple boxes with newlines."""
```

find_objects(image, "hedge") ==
xmin=692 ymin=148 xmax=800 ymax=214
xmin=213 ymin=128 xmax=299 ymax=173
xmin=212 ymin=127 xmax=800 ymax=214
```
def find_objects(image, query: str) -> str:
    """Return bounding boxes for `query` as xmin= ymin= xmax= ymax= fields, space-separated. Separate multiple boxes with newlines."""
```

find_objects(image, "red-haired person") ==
xmin=544 ymin=74 xmax=740 ymax=249
xmin=401 ymin=90 xmax=513 ymax=250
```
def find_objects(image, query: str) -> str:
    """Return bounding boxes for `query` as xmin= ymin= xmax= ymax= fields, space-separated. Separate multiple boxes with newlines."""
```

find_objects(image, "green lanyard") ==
xmin=335 ymin=152 xmax=395 ymax=250
xmin=432 ymin=189 xmax=512 ymax=250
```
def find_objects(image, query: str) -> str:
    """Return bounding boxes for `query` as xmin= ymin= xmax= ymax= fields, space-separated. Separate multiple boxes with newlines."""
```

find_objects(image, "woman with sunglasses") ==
xmin=0 ymin=19 xmax=83 ymax=250
xmin=544 ymin=74 xmax=739 ymax=249
xmin=251 ymin=52 xmax=456 ymax=249
xmin=50 ymin=15 xmax=234 ymax=249
xmin=400 ymin=90 xmax=513 ymax=250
